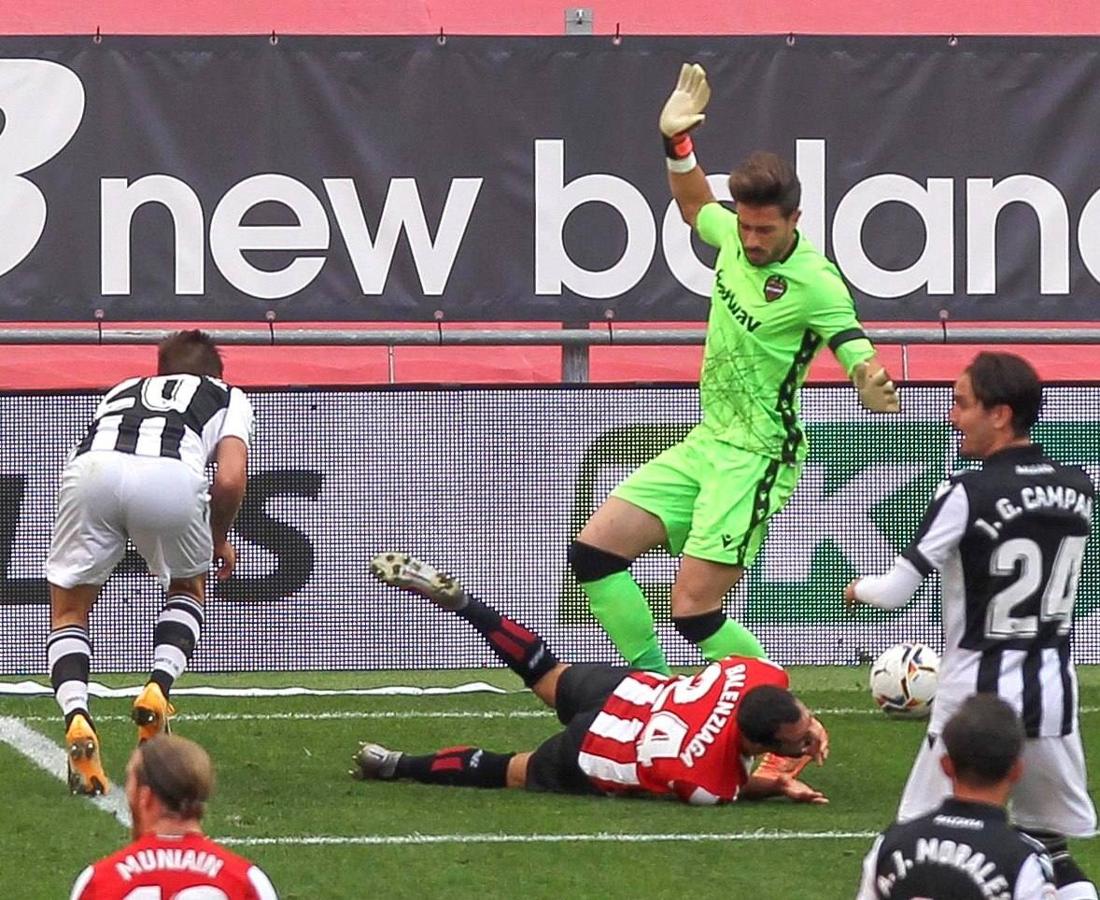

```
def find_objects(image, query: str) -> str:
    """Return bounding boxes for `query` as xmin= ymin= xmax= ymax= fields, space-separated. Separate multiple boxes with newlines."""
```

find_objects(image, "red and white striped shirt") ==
xmin=70 ymin=831 xmax=278 ymax=899
xmin=578 ymin=656 xmax=789 ymax=805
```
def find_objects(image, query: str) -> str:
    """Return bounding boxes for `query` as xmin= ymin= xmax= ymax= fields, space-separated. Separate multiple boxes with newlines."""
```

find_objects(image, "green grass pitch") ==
xmin=2 ymin=667 xmax=1098 ymax=899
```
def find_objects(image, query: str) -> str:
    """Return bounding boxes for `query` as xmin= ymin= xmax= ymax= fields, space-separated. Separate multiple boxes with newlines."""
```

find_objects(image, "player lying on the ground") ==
xmin=354 ymin=554 xmax=829 ymax=805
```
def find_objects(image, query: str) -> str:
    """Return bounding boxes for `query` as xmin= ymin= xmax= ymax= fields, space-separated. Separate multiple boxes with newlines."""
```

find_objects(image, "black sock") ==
xmin=150 ymin=594 xmax=205 ymax=698
xmin=48 ymin=625 xmax=93 ymax=730
xmin=395 ymin=746 xmax=512 ymax=788
xmin=457 ymin=595 xmax=559 ymax=688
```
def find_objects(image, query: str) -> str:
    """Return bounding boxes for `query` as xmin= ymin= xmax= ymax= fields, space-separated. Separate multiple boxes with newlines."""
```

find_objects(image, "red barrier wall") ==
xmin=7 ymin=1 xmax=1098 ymax=35
xmin=3 ymin=322 xmax=1093 ymax=389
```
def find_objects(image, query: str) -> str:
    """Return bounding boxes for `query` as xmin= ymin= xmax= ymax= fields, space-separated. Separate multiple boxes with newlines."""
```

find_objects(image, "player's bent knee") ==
xmin=568 ymin=541 xmax=631 ymax=583
xmin=507 ymin=752 xmax=533 ymax=790
xmin=531 ymin=663 xmax=570 ymax=709
xmin=669 ymin=579 xmax=727 ymax=618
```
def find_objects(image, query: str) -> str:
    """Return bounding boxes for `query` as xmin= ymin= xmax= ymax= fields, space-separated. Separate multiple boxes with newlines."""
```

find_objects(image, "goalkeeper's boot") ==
xmin=754 ymin=751 xmax=812 ymax=781
xmin=369 ymin=552 xmax=467 ymax=610
xmin=66 ymin=714 xmax=109 ymax=796
xmin=132 ymin=682 xmax=175 ymax=744
xmin=351 ymin=742 xmax=402 ymax=781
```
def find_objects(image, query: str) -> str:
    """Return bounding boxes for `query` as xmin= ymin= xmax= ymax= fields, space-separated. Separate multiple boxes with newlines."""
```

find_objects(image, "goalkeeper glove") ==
xmin=660 ymin=63 xmax=711 ymax=172
xmin=659 ymin=62 xmax=711 ymax=138
xmin=853 ymin=362 xmax=900 ymax=413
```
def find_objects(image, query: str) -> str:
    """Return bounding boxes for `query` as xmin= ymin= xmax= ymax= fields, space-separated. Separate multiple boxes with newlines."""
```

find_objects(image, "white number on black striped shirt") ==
xmin=985 ymin=535 xmax=1085 ymax=639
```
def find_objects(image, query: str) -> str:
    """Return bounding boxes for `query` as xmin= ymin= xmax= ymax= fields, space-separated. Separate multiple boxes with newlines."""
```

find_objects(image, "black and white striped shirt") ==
xmin=75 ymin=375 xmax=254 ymax=475
xmin=903 ymin=444 xmax=1093 ymax=738
xmin=857 ymin=798 xmax=1055 ymax=899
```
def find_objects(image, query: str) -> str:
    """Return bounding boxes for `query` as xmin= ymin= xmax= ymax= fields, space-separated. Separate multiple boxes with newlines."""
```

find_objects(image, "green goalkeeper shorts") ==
xmin=611 ymin=426 xmax=802 ymax=567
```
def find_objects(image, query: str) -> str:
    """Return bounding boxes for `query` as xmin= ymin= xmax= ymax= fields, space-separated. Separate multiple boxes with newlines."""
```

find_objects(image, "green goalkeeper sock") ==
xmin=697 ymin=618 xmax=767 ymax=661
xmin=582 ymin=571 xmax=670 ymax=674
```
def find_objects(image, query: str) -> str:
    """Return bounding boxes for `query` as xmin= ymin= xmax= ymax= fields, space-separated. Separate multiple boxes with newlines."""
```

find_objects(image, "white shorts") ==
xmin=46 ymin=451 xmax=212 ymax=590
xmin=898 ymin=728 xmax=1097 ymax=838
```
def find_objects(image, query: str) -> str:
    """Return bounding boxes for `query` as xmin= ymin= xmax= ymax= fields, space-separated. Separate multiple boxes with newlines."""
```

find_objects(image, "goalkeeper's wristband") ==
xmin=663 ymin=133 xmax=697 ymax=175
xmin=666 ymin=153 xmax=697 ymax=174
xmin=663 ymin=132 xmax=694 ymax=160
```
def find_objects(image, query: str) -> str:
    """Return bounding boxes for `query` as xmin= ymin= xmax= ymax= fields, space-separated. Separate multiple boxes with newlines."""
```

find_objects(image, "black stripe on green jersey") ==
xmin=777 ymin=330 xmax=822 ymax=465
xmin=736 ymin=458 xmax=783 ymax=564
xmin=827 ymin=328 xmax=867 ymax=352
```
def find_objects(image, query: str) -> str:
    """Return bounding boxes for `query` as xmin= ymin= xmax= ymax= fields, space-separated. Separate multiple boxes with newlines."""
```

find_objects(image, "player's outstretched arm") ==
xmin=660 ymin=62 xmax=715 ymax=228
xmin=852 ymin=358 xmax=900 ymax=413
xmin=844 ymin=557 xmax=924 ymax=612
xmin=742 ymin=772 xmax=829 ymax=804
xmin=777 ymin=776 xmax=829 ymax=804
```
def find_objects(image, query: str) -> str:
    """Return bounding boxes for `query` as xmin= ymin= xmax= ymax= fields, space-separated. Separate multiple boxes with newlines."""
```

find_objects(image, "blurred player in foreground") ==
xmin=46 ymin=329 xmax=253 ymax=794
xmin=69 ymin=735 xmax=278 ymax=899
xmin=355 ymin=554 xmax=828 ymax=805
xmin=569 ymin=62 xmax=898 ymax=676
xmin=858 ymin=694 xmax=1056 ymax=899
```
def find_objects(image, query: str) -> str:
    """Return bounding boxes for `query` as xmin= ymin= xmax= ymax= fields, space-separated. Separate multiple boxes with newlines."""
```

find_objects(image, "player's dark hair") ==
xmin=729 ymin=151 xmax=801 ymax=217
xmin=736 ymin=684 xmax=803 ymax=745
xmin=965 ymin=351 xmax=1042 ymax=437
xmin=157 ymin=329 xmax=224 ymax=378
xmin=133 ymin=734 xmax=214 ymax=820
xmin=941 ymin=694 xmax=1024 ymax=787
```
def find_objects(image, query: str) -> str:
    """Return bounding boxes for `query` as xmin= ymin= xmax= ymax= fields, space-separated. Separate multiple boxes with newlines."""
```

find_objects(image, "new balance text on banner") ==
xmin=2 ymin=385 xmax=1099 ymax=672
xmin=1 ymin=37 xmax=1100 ymax=322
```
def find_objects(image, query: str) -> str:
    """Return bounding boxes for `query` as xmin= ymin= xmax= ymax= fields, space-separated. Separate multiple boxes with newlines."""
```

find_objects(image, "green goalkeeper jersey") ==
xmin=694 ymin=202 xmax=875 ymax=463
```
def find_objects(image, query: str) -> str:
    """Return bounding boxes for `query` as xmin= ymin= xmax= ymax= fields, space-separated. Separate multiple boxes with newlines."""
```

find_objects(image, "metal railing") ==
xmin=2 ymin=325 xmax=1097 ymax=382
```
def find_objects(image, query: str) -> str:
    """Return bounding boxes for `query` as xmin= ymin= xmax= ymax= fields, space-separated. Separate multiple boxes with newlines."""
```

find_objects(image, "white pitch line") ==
xmin=0 ymin=680 xmax=513 ymax=699
xmin=218 ymin=829 xmax=878 ymax=848
xmin=11 ymin=705 xmax=1100 ymax=725
xmin=14 ymin=710 xmax=556 ymax=723
xmin=0 ymin=716 xmax=132 ymax=829
xmin=4 ymin=707 xmax=906 ymax=724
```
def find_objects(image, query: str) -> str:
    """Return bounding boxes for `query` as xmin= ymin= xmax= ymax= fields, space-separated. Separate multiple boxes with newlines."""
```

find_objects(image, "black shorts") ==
xmin=525 ymin=664 xmax=630 ymax=795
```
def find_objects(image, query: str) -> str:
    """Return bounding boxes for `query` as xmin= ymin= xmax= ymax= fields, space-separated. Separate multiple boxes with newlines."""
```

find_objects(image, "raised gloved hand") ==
xmin=853 ymin=362 xmax=900 ymax=413
xmin=659 ymin=62 xmax=711 ymax=138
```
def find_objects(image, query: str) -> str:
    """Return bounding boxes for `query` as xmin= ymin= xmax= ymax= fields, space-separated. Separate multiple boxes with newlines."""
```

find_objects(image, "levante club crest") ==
xmin=764 ymin=275 xmax=787 ymax=302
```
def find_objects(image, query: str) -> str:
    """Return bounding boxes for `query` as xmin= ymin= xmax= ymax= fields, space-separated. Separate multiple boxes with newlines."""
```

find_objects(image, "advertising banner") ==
xmin=2 ymin=37 xmax=1100 ymax=322
xmin=2 ymin=384 xmax=1099 ymax=672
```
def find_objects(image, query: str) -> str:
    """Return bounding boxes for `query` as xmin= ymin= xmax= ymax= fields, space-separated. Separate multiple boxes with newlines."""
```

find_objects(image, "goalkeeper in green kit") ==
xmin=568 ymin=63 xmax=900 ymax=674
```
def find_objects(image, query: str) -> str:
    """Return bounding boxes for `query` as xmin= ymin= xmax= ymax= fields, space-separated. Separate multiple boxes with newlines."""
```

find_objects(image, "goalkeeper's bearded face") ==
xmin=735 ymin=202 xmax=801 ymax=267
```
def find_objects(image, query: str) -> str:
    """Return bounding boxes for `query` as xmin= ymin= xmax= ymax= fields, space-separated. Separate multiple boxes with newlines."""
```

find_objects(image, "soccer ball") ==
xmin=868 ymin=642 xmax=940 ymax=718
